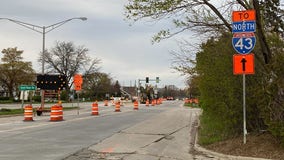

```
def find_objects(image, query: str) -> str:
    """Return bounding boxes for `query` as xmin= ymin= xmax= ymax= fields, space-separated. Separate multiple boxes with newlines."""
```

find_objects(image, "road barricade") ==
xmin=151 ymin=100 xmax=156 ymax=106
xmin=50 ymin=104 xmax=63 ymax=121
xmin=115 ymin=102 xmax=121 ymax=112
xmin=145 ymin=99 xmax=149 ymax=107
xmin=104 ymin=100 xmax=108 ymax=106
xmin=133 ymin=100 xmax=139 ymax=110
xmin=92 ymin=101 xmax=99 ymax=115
xmin=24 ymin=105 xmax=33 ymax=121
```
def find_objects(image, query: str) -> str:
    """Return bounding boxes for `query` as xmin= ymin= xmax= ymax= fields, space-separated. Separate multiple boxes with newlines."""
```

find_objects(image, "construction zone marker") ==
xmin=23 ymin=105 xmax=33 ymax=121
xmin=115 ymin=101 xmax=121 ymax=112
xmin=92 ymin=101 xmax=99 ymax=115
xmin=133 ymin=100 xmax=139 ymax=110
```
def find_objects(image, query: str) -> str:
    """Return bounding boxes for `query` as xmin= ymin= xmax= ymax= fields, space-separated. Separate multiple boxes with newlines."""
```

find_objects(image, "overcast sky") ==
xmin=0 ymin=0 xmax=198 ymax=89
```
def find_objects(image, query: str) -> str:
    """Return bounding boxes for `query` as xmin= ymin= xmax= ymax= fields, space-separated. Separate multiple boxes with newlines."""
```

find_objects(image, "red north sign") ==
xmin=233 ymin=54 xmax=255 ymax=75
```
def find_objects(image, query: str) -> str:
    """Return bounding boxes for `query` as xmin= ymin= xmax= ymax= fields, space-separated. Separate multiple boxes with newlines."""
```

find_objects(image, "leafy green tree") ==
xmin=0 ymin=47 xmax=35 ymax=98
xmin=82 ymin=72 xmax=112 ymax=100
xmin=111 ymin=80 xmax=122 ymax=97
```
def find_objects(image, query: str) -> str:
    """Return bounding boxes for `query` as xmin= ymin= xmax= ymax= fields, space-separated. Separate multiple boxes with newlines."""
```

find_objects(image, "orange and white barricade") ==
xmin=92 ymin=101 xmax=99 ymax=115
xmin=24 ymin=105 xmax=33 ymax=121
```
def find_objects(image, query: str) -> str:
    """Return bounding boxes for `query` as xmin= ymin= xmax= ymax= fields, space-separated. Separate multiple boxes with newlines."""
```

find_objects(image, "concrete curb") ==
xmin=193 ymin=111 xmax=271 ymax=160
xmin=194 ymin=144 xmax=270 ymax=160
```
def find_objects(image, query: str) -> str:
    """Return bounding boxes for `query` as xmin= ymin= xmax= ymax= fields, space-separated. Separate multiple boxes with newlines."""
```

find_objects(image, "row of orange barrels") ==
xmin=24 ymin=104 xmax=63 ymax=122
xmin=184 ymin=98 xmax=199 ymax=104
xmin=92 ymin=98 xmax=163 ymax=114
xmin=24 ymin=99 xmax=164 ymax=121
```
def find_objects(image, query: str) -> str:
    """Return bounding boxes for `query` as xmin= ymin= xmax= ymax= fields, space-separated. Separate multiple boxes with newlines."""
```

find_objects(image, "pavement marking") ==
xmin=0 ymin=107 xmax=133 ymax=134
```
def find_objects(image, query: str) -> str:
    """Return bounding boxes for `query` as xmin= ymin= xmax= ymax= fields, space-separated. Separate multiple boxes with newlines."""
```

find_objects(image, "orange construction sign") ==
xmin=232 ymin=10 xmax=256 ymax=22
xmin=74 ymin=74 xmax=83 ymax=84
xmin=233 ymin=54 xmax=255 ymax=75
xmin=73 ymin=74 xmax=83 ymax=91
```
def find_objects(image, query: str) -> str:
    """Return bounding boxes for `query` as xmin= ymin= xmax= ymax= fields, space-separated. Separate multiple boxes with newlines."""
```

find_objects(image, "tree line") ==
xmin=125 ymin=0 xmax=284 ymax=145
xmin=0 ymin=42 xmax=122 ymax=101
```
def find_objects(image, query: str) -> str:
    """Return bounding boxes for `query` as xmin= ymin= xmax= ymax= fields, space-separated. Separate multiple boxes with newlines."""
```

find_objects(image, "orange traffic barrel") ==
xmin=157 ymin=99 xmax=161 ymax=105
xmin=58 ymin=104 xmax=63 ymax=121
xmin=115 ymin=102 xmax=121 ymax=112
xmin=92 ymin=101 xmax=99 ymax=115
xmin=145 ymin=99 xmax=149 ymax=107
xmin=159 ymin=98 xmax=163 ymax=104
xmin=133 ymin=100 xmax=139 ymax=110
xmin=24 ymin=105 xmax=33 ymax=121
xmin=151 ymin=100 xmax=155 ymax=106
xmin=50 ymin=105 xmax=63 ymax=121
xmin=104 ymin=100 xmax=108 ymax=106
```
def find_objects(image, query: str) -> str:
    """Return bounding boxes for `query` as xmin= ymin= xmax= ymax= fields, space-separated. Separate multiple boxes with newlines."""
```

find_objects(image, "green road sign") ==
xmin=19 ymin=85 xmax=36 ymax=91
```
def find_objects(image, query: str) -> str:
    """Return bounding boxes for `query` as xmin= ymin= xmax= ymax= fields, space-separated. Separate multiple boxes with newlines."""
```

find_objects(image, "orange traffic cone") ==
xmin=23 ymin=105 xmax=33 ymax=121
xmin=157 ymin=99 xmax=161 ymax=105
xmin=92 ymin=101 xmax=99 ymax=115
xmin=115 ymin=101 xmax=121 ymax=112
xmin=104 ymin=100 xmax=108 ymax=106
xmin=151 ymin=100 xmax=155 ymax=106
xmin=145 ymin=99 xmax=149 ymax=107
xmin=133 ymin=100 xmax=139 ymax=110
xmin=159 ymin=98 xmax=163 ymax=104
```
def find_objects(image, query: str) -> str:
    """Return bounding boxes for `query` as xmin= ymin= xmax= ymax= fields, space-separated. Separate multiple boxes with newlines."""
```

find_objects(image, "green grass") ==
xmin=184 ymin=103 xmax=199 ymax=108
xmin=198 ymin=112 xmax=232 ymax=145
xmin=0 ymin=106 xmax=79 ymax=116
xmin=0 ymin=108 xmax=23 ymax=115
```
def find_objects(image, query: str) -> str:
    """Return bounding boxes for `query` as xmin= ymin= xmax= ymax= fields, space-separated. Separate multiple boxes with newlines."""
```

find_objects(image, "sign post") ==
xmin=232 ymin=9 xmax=256 ymax=144
xmin=19 ymin=85 xmax=36 ymax=109
xmin=73 ymin=74 xmax=83 ymax=115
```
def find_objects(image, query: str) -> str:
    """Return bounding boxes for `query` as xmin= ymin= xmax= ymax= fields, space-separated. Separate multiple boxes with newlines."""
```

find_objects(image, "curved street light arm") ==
xmin=0 ymin=18 xmax=43 ymax=34
xmin=0 ymin=17 xmax=87 ymax=34
xmin=45 ymin=17 xmax=87 ymax=34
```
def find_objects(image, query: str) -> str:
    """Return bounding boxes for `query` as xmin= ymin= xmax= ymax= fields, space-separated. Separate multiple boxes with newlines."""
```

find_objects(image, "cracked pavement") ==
xmin=64 ymin=107 xmax=220 ymax=160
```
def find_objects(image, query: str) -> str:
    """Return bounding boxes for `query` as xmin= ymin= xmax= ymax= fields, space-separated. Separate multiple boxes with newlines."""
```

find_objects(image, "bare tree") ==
xmin=40 ymin=41 xmax=101 ymax=95
xmin=125 ymin=0 xmax=284 ymax=64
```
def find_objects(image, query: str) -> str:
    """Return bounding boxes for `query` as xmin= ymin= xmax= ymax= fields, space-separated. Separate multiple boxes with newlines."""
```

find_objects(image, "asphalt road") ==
xmin=0 ymin=101 xmax=190 ymax=160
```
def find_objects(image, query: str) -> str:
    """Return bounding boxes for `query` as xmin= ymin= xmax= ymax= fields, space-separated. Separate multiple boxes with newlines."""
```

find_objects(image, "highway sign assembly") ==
xmin=232 ymin=9 xmax=256 ymax=144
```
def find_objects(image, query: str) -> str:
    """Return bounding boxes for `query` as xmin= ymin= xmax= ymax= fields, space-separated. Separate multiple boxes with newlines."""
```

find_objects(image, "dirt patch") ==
xmin=204 ymin=133 xmax=284 ymax=160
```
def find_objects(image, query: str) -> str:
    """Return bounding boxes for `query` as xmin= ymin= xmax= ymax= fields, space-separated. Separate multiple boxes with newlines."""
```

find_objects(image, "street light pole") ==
xmin=42 ymin=26 xmax=45 ymax=74
xmin=0 ymin=17 xmax=87 ymax=108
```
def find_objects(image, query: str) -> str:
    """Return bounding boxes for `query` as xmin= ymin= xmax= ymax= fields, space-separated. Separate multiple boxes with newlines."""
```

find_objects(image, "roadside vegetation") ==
xmin=125 ymin=0 xmax=284 ymax=147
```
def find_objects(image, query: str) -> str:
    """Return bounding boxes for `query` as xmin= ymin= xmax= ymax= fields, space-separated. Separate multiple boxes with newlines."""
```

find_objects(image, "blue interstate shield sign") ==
xmin=232 ymin=32 xmax=256 ymax=54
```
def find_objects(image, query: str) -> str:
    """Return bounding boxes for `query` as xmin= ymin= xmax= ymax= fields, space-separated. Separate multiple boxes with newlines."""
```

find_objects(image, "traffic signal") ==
xmin=146 ymin=77 xmax=149 ymax=83
xmin=156 ymin=77 xmax=159 ymax=83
